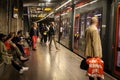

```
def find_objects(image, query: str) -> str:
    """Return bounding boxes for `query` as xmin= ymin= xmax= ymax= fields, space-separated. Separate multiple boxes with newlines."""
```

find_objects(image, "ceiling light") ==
xmin=47 ymin=0 xmax=51 ymax=2
xmin=36 ymin=7 xmax=43 ymax=11
xmin=38 ymin=14 xmax=45 ymax=18
xmin=44 ymin=7 xmax=52 ymax=11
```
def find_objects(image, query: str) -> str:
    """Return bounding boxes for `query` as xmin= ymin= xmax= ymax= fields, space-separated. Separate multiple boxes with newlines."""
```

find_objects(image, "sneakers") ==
xmin=19 ymin=67 xmax=29 ymax=74
xmin=22 ymin=67 xmax=29 ymax=71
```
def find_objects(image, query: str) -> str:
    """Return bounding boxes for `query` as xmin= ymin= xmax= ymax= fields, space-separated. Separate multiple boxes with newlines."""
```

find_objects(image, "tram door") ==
xmin=114 ymin=4 xmax=120 ymax=76
xmin=74 ymin=14 xmax=80 ymax=49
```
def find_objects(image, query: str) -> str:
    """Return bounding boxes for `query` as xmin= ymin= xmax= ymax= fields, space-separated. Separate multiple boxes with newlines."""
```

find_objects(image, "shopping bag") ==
xmin=80 ymin=58 xmax=89 ymax=70
xmin=86 ymin=57 xmax=104 ymax=79
xmin=24 ymin=47 xmax=30 ymax=56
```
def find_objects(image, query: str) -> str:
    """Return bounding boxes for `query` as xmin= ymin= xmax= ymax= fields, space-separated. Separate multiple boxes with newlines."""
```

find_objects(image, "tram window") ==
xmin=86 ymin=11 xmax=93 ymax=28
xmin=93 ymin=9 xmax=102 ymax=33
xmin=78 ymin=8 xmax=103 ymax=52
xmin=80 ymin=14 xmax=86 ymax=38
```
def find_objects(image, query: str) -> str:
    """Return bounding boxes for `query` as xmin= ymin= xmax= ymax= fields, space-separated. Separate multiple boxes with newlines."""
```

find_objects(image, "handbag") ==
xmin=86 ymin=57 xmax=104 ymax=79
xmin=80 ymin=58 xmax=89 ymax=70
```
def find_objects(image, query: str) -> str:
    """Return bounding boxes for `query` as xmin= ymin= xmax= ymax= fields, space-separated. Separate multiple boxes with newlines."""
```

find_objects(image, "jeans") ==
xmin=12 ymin=60 xmax=22 ymax=71
xmin=49 ymin=35 xmax=58 ymax=49
xmin=32 ymin=36 xmax=37 ymax=49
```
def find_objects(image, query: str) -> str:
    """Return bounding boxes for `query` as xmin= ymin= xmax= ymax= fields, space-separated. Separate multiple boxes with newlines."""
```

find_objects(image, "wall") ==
xmin=0 ymin=0 xmax=23 ymax=34
xmin=0 ymin=0 xmax=8 ymax=34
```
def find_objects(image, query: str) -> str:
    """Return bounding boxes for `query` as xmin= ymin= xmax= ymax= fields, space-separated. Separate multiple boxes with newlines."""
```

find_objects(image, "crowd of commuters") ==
xmin=39 ymin=22 xmax=59 ymax=50
xmin=29 ymin=22 xmax=59 ymax=51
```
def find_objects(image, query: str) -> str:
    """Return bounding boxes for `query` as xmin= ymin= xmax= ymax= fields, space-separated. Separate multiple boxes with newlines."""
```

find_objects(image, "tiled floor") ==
xmin=0 ymin=42 xmax=118 ymax=80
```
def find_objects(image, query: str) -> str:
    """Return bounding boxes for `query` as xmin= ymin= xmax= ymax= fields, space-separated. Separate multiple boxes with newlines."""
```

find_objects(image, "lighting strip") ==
xmin=36 ymin=0 xmax=98 ymax=22
xmin=55 ymin=0 xmax=72 ymax=11
xmin=75 ymin=0 xmax=98 ymax=10
xmin=47 ymin=0 xmax=51 ymax=2
xmin=36 ymin=0 xmax=72 ymax=22
xmin=46 ymin=11 xmax=54 ymax=17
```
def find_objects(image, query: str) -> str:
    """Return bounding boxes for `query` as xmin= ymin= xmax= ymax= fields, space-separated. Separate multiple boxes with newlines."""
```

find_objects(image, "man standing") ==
xmin=49 ymin=22 xmax=59 ymax=50
xmin=85 ymin=16 xmax=102 ymax=80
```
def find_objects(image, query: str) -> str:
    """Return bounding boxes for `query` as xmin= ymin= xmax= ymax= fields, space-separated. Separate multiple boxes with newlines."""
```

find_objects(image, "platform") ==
xmin=0 ymin=42 xmax=117 ymax=80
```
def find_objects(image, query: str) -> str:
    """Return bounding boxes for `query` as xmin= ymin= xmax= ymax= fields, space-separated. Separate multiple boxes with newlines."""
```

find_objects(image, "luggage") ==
xmin=80 ymin=58 xmax=89 ymax=70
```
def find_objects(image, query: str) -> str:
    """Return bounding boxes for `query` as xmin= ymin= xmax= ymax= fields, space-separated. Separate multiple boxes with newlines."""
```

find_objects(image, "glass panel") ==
xmin=78 ymin=8 xmax=102 ymax=53
xmin=116 ymin=8 xmax=120 ymax=71
xmin=79 ymin=14 xmax=86 ymax=52
xmin=93 ymin=9 xmax=102 ymax=33
xmin=86 ymin=11 xmax=92 ymax=28
xmin=55 ymin=16 xmax=60 ymax=40
xmin=74 ymin=16 xmax=80 ymax=49
xmin=59 ymin=11 xmax=72 ymax=48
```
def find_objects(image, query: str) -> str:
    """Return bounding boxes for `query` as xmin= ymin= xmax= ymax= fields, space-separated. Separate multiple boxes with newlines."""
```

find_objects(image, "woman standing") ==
xmin=29 ymin=22 xmax=39 ymax=50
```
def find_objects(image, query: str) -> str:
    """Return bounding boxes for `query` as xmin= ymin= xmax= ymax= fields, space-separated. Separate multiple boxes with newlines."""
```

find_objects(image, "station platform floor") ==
xmin=0 ymin=42 xmax=118 ymax=80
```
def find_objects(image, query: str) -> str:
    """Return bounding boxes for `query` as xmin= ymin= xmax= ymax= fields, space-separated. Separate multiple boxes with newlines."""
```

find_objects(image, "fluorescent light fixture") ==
xmin=36 ymin=11 xmax=53 ymax=22
xmin=40 ymin=0 xmax=71 ymax=21
xmin=95 ymin=14 xmax=102 ymax=17
xmin=46 ymin=11 xmax=54 ymax=17
xmin=38 ymin=14 xmax=46 ymax=18
xmin=47 ymin=0 xmax=51 ymax=2
xmin=55 ymin=0 xmax=72 ymax=11
xmin=75 ymin=0 xmax=98 ymax=10
xmin=44 ymin=7 xmax=52 ymax=11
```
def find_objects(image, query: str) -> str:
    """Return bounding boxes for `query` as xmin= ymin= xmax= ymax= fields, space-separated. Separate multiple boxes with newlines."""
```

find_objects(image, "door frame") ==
xmin=114 ymin=4 xmax=120 ymax=76
xmin=73 ymin=14 xmax=80 ymax=50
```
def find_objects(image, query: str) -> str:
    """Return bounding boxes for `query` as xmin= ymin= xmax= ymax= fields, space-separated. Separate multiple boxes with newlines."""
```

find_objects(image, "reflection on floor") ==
xmin=0 ymin=42 xmax=117 ymax=80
